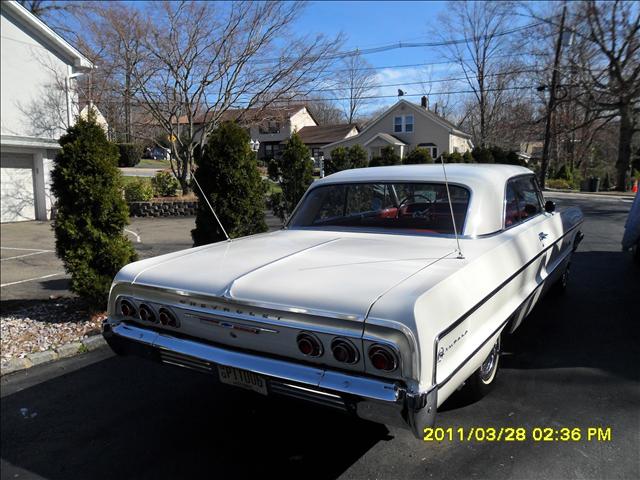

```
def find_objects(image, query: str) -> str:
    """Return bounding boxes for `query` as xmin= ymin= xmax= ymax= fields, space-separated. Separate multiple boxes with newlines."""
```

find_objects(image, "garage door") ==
xmin=1 ymin=154 xmax=35 ymax=222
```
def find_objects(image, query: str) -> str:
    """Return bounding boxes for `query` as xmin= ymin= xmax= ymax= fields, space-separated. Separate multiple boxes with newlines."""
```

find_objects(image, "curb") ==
xmin=0 ymin=334 xmax=107 ymax=377
xmin=544 ymin=188 xmax=636 ymax=199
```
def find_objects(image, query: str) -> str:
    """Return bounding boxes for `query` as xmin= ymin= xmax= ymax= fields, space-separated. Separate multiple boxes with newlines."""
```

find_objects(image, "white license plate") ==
xmin=218 ymin=365 xmax=268 ymax=396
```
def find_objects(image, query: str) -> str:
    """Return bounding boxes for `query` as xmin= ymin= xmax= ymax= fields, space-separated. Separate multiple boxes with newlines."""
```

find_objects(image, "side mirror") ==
xmin=544 ymin=200 xmax=556 ymax=213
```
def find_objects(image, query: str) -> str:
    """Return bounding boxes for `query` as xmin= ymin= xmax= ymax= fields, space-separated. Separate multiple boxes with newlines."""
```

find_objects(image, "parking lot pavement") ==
xmin=1 ymin=214 xmax=283 ymax=303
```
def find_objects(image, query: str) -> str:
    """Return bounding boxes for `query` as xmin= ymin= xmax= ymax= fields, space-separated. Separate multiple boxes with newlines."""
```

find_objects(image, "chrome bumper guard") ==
xmin=103 ymin=320 xmax=436 ymax=438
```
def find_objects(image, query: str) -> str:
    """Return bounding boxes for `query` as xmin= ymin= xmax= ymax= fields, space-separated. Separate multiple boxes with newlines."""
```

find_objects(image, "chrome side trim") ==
xmin=432 ymin=225 xmax=580 ymax=387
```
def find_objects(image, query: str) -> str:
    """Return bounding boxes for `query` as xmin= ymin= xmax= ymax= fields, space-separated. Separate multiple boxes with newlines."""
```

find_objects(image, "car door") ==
xmin=504 ymin=175 xmax=550 ymax=331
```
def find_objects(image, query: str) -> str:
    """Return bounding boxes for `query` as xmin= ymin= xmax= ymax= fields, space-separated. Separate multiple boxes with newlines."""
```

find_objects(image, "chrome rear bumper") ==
xmin=103 ymin=319 xmax=436 ymax=438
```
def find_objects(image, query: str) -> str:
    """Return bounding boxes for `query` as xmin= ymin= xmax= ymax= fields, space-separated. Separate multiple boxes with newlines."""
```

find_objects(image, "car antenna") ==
xmin=440 ymin=159 xmax=464 ymax=259
xmin=190 ymin=167 xmax=231 ymax=242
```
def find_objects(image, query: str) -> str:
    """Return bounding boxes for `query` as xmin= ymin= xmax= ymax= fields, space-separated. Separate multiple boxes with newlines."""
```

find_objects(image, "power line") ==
xmin=308 ymin=68 xmax=542 ymax=95
xmin=253 ymin=22 xmax=544 ymax=65
xmin=326 ymin=53 xmax=529 ymax=73
xmin=233 ymin=85 xmax=541 ymax=105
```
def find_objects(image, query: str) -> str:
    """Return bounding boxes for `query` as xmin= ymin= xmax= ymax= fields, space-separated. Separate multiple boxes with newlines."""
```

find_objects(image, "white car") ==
xmin=103 ymin=164 xmax=584 ymax=438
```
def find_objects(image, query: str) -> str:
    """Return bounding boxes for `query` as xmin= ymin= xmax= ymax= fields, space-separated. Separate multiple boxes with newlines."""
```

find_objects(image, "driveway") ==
xmin=1 ymin=215 xmax=283 ymax=303
xmin=1 ymin=194 xmax=638 ymax=479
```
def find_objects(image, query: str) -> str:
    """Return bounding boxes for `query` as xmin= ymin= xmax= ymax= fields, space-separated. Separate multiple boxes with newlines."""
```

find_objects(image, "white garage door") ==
xmin=1 ymin=154 xmax=36 ymax=222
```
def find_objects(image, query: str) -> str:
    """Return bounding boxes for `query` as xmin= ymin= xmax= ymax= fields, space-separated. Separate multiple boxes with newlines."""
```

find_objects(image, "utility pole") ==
xmin=539 ymin=5 xmax=567 ymax=189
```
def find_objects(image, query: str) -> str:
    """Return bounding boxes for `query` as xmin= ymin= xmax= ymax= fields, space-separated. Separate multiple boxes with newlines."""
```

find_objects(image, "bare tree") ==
xmin=307 ymin=97 xmax=345 ymax=125
xmin=336 ymin=51 xmax=376 ymax=124
xmin=567 ymin=0 xmax=640 ymax=190
xmin=438 ymin=1 xmax=522 ymax=147
xmin=132 ymin=1 xmax=341 ymax=192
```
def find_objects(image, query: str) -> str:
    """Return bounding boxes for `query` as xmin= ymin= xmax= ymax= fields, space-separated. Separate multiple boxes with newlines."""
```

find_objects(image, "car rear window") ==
xmin=289 ymin=182 xmax=470 ymax=235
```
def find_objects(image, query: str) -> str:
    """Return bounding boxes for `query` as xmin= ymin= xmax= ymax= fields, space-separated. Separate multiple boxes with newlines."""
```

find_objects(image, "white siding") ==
xmin=1 ymin=12 xmax=76 ymax=139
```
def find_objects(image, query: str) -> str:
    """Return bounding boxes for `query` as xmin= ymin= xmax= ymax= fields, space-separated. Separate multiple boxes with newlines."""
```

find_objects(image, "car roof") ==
xmin=316 ymin=163 xmax=531 ymax=189
xmin=311 ymin=164 xmax=535 ymax=236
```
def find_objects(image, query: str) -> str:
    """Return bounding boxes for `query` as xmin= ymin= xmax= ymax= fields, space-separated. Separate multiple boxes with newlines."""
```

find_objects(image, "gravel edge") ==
xmin=0 ymin=334 xmax=107 ymax=377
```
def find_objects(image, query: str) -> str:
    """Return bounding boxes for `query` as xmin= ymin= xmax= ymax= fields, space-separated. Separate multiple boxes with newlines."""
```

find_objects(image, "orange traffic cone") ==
xmin=633 ymin=179 xmax=638 ymax=193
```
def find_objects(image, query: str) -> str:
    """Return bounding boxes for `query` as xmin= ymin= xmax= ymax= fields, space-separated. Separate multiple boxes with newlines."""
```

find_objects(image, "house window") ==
xmin=394 ymin=116 xmax=403 ymax=133
xmin=311 ymin=147 xmax=323 ymax=159
xmin=405 ymin=115 xmax=414 ymax=133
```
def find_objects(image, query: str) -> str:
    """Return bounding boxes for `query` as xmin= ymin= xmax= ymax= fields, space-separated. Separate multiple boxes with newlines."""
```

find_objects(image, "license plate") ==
xmin=218 ymin=365 xmax=268 ymax=396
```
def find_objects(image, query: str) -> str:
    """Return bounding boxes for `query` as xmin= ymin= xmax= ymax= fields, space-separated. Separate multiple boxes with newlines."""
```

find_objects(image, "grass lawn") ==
xmin=121 ymin=176 xmax=152 ymax=186
xmin=136 ymin=159 xmax=171 ymax=169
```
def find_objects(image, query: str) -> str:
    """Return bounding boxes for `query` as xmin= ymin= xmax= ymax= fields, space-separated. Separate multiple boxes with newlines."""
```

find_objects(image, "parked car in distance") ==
xmin=143 ymin=146 xmax=170 ymax=161
xmin=103 ymin=164 xmax=584 ymax=438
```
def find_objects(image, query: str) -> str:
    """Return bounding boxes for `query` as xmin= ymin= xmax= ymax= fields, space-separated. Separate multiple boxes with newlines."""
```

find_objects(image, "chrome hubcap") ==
xmin=479 ymin=337 xmax=500 ymax=382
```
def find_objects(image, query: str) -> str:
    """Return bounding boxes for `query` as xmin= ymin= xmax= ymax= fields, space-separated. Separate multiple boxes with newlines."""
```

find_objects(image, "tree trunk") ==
xmin=615 ymin=102 xmax=633 ymax=192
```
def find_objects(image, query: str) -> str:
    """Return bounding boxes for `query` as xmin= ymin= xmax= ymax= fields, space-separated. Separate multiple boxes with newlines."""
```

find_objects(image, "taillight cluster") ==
xmin=295 ymin=333 xmax=398 ymax=372
xmin=118 ymin=299 xmax=180 ymax=328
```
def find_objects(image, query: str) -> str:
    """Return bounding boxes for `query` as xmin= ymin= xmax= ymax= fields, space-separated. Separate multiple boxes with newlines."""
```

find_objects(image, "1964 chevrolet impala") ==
xmin=103 ymin=164 xmax=583 ymax=438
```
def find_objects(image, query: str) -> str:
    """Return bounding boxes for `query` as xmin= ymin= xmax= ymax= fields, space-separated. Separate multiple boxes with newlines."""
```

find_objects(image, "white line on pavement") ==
xmin=0 ymin=247 xmax=51 ymax=252
xmin=0 ymin=272 xmax=63 ymax=288
xmin=125 ymin=229 xmax=141 ymax=243
xmin=1 ymin=251 xmax=53 ymax=262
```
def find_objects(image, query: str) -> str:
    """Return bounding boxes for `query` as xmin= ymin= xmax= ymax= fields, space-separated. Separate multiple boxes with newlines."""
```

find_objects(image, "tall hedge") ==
xmin=191 ymin=121 xmax=267 ymax=246
xmin=51 ymin=115 xmax=137 ymax=307
xmin=267 ymin=133 xmax=314 ymax=221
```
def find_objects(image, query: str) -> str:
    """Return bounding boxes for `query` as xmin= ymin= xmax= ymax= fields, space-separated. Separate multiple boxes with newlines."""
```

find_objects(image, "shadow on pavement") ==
xmin=0 ymin=355 xmax=390 ymax=480
xmin=500 ymin=250 xmax=639 ymax=381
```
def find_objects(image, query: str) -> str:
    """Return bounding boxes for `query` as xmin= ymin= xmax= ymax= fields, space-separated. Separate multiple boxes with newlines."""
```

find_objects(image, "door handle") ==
xmin=539 ymin=232 xmax=548 ymax=241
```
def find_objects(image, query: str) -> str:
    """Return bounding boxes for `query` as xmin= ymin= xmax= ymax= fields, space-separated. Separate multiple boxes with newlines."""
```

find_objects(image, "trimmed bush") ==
xmin=348 ymin=144 xmax=368 ymax=169
xmin=462 ymin=151 xmax=474 ymax=163
xmin=370 ymin=146 xmax=401 ymax=167
xmin=268 ymin=133 xmax=314 ymax=221
xmin=51 ymin=115 xmax=137 ymax=307
xmin=472 ymin=146 xmax=494 ymax=163
xmin=325 ymin=146 xmax=350 ymax=175
xmin=325 ymin=145 xmax=369 ymax=175
xmin=191 ymin=121 xmax=267 ymax=246
xmin=403 ymin=147 xmax=434 ymax=165
xmin=117 ymin=143 xmax=143 ymax=167
xmin=124 ymin=177 xmax=154 ymax=202
xmin=152 ymin=170 xmax=180 ymax=197
xmin=440 ymin=151 xmax=463 ymax=164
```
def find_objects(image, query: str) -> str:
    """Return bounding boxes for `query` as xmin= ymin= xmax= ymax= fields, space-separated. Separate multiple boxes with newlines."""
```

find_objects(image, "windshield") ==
xmin=289 ymin=182 xmax=470 ymax=235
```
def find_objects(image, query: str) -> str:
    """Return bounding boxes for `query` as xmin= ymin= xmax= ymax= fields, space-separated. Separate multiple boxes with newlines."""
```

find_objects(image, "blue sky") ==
xmin=295 ymin=1 xmax=467 ymax=113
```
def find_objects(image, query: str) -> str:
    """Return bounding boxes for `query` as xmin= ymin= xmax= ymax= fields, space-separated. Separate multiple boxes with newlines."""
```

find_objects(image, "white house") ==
xmin=322 ymin=98 xmax=473 ymax=161
xmin=1 ymin=1 xmax=93 ymax=222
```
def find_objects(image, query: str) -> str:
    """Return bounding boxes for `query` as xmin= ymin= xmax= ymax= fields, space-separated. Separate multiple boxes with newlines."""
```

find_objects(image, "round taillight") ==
xmin=368 ymin=345 xmax=398 ymax=372
xmin=297 ymin=333 xmax=322 ymax=357
xmin=120 ymin=299 xmax=136 ymax=318
xmin=159 ymin=308 xmax=179 ymax=328
xmin=331 ymin=338 xmax=358 ymax=364
xmin=139 ymin=304 xmax=156 ymax=323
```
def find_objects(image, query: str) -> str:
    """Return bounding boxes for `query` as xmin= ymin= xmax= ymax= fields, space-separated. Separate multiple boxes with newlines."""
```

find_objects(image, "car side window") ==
xmin=505 ymin=176 xmax=542 ymax=228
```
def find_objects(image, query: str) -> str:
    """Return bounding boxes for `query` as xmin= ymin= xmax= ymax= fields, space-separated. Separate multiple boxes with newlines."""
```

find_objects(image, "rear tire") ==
xmin=462 ymin=336 xmax=500 ymax=402
xmin=552 ymin=261 xmax=571 ymax=294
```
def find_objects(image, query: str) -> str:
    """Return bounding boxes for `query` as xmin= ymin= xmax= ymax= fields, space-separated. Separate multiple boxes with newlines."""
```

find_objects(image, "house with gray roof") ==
xmin=322 ymin=98 xmax=473 ymax=162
